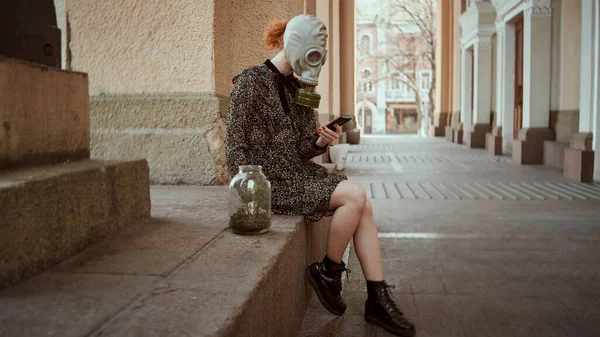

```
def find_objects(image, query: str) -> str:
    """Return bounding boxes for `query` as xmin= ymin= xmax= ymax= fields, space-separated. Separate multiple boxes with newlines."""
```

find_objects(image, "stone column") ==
xmin=513 ymin=3 xmax=555 ymax=164
xmin=552 ymin=0 xmax=580 ymax=145
xmin=466 ymin=39 xmax=493 ymax=149
xmin=375 ymin=20 xmax=387 ymax=135
xmin=432 ymin=0 xmax=452 ymax=137
xmin=447 ymin=0 xmax=463 ymax=142
xmin=339 ymin=0 xmax=355 ymax=132
xmin=487 ymin=22 xmax=505 ymax=155
xmin=457 ymin=47 xmax=473 ymax=144
xmin=544 ymin=0 xmax=580 ymax=169
xmin=594 ymin=0 xmax=600 ymax=182
xmin=331 ymin=0 xmax=341 ymax=119
xmin=565 ymin=0 xmax=597 ymax=182
xmin=316 ymin=0 xmax=333 ymax=127
xmin=68 ymin=0 xmax=306 ymax=185
xmin=501 ymin=22 xmax=516 ymax=154
xmin=305 ymin=0 xmax=316 ymax=15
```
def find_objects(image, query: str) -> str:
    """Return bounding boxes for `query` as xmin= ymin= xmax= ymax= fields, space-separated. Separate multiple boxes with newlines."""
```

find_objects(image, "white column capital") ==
xmin=525 ymin=0 xmax=552 ymax=16
xmin=476 ymin=37 xmax=493 ymax=50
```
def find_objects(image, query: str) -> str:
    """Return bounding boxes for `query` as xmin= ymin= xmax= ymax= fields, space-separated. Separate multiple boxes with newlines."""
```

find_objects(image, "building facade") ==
xmin=355 ymin=0 xmax=434 ymax=135
xmin=434 ymin=0 xmax=600 ymax=182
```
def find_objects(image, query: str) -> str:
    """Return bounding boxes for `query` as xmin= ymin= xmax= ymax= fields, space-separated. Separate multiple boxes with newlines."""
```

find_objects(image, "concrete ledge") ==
xmin=486 ymin=133 xmax=502 ymax=156
xmin=543 ymin=141 xmax=569 ymax=169
xmin=0 ymin=159 xmax=150 ymax=289
xmin=564 ymin=148 xmax=595 ymax=183
xmin=0 ymin=58 xmax=90 ymax=169
xmin=0 ymin=186 xmax=330 ymax=336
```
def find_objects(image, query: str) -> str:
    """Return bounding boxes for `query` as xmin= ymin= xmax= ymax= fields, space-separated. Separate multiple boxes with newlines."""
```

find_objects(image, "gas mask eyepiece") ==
xmin=283 ymin=15 xmax=328 ymax=109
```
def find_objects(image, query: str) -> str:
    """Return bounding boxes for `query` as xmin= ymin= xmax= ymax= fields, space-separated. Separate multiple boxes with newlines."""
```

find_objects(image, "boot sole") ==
xmin=364 ymin=314 xmax=416 ymax=337
xmin=305 ymin=266 xmax=345 ymax=316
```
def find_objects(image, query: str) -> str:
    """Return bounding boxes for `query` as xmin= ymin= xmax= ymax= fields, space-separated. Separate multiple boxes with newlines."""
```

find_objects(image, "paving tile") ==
xmin=52 ymin=225 xmax=224 ymax=276
xmin=559 ymin=296 xmax=600 ymax=320
xmin=0 ymin=273 xmax=160 ymax=337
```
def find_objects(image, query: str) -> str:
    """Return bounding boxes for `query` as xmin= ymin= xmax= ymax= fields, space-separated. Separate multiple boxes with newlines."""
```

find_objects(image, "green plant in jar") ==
xmin=228 ymin=165 xmax=272 ymax=235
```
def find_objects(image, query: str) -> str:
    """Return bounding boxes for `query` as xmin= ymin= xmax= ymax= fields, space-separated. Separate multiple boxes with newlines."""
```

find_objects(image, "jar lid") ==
xmin=239 ymin=165 xmax=262 ymax=172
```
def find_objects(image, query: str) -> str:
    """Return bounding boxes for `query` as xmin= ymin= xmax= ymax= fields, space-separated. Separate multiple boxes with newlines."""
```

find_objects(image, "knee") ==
xmin=364 ymin=199 xmax=373 ymax=216
xmin=347 ymin=181 xmax=367 ymax=210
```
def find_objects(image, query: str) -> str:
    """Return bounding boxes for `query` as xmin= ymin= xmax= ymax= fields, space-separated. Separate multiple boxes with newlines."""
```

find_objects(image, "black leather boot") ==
xmin=365 ymin=281 xmax=416 ymax=337
xmin=305 ymin=255 xmax=351 ymax=315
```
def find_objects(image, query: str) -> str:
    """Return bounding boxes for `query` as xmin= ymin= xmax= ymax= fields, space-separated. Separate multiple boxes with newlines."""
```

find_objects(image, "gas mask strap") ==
xmin=265 ymin=59 xmax=291 ymax=116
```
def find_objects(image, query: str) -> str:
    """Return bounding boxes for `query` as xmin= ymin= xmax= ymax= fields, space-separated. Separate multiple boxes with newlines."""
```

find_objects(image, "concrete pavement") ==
xmin=298 ymin=135 xmax=600 ymax=337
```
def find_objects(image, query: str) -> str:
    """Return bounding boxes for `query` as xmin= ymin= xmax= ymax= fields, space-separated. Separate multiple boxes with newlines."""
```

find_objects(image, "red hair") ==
xmin=264 ymin=19 xmax=289 ymax=51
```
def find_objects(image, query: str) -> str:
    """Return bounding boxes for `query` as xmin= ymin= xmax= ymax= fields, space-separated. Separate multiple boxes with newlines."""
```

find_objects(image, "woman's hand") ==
xmin=317 ymin=124 xmax=342 ymax=147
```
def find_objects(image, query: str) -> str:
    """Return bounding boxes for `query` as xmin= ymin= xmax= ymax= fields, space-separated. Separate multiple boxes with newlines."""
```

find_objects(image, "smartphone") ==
xmin=325 ymin=116 xmax=353 ymax=131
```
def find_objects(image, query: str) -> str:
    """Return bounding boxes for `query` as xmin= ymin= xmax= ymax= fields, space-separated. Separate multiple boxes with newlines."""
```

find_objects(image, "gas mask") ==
xmin=283 ymin=14 xmax=328 ymax=109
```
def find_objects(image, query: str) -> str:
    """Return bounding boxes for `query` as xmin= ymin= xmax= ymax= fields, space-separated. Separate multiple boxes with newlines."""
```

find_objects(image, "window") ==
xmin=360 ymin=34 xmax=371 ymax=58
xmin=391 ymin=72 xmax=412 ymax=94
xmin=359 ymin=68 xmax=374 ymax=93
xmin=391 ymin=73 xmax=402 ymax=90
xmin=360 ymin=69 xmax=372 ymax=79
xmin=420 ymin=70 xmax=432 ymax=91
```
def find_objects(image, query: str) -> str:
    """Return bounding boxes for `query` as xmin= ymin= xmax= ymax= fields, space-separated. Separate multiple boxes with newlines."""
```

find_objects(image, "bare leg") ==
xmin=353 ymin=200 xmax=384 ymax=281
xmin=326 ymin=180 xmax=367 ymax=262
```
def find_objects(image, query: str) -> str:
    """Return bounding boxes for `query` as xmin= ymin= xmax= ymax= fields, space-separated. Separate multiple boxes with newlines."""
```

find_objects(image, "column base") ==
xmin=429 ymin=112 xmax=449 ymax=137
xmin=453 ymin=129 xmax=463 ymax=144
xmin=512 ymin=128 xmax=555 ymax=165
xmin=466 ymin=124 xmax=492 ymax=149
xmin=445 ymin=126 xmax=454 ymax=142
xmin=543 ymin=141 xmax=569 ymax=169
xmin=564 ymin=148 xmax=595 ymax=183
xmin=486 ymin=133 xmax=502 ymax=155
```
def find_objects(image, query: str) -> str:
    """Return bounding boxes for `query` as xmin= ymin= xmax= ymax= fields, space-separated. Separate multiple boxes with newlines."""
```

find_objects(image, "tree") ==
xmin=358 ymin=0 xmax=436 ymax=134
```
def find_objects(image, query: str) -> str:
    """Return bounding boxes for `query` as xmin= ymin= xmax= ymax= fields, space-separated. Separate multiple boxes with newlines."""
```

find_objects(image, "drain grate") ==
xmin=362 ymin=181 xmax=600 ymax=200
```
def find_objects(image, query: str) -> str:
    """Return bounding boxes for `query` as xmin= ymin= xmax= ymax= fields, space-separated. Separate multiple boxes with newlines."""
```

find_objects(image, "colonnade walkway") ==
xmin=299 ymin=135 xmax=600 ymax=337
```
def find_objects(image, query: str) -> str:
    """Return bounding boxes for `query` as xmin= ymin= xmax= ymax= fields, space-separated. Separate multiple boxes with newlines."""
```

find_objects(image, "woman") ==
xmin=225 ymin=14 xmax=415 ymax=337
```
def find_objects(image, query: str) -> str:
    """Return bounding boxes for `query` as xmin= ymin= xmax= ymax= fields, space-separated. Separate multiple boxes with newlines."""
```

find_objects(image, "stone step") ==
xmin=0 ymin=159 xmax=150 ymax=289
xmin=0 ymin=186 xmax=330 ymax=337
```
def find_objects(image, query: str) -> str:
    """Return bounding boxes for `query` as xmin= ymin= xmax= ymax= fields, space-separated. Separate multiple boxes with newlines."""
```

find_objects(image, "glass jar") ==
xmin=228 ymin=165 xmax=272 ymax=235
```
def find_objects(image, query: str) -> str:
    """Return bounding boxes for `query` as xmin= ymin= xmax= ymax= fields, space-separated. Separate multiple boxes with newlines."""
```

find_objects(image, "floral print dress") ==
xmin=226 ymin=60 xmax=348 ymax=221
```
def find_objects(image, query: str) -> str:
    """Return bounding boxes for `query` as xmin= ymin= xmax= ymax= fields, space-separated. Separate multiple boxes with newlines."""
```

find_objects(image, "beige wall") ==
xmin=69 ymin=0 xmax=215 ymax=95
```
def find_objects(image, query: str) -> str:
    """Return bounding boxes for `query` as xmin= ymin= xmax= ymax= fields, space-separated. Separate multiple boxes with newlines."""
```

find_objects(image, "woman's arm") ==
xmin=297 ymin=108 xmax=329 ymax=161
xmin=226 ymin=73 xmax=257 ymax=178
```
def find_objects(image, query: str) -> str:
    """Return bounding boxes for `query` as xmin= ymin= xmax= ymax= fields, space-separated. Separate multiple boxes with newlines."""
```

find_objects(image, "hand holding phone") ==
xmin=325 ymin=116 xmax=353 ymax=131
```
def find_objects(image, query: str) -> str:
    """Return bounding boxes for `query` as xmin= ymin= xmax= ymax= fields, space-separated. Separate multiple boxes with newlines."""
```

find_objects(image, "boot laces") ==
xmin=322 ymin=264 xmax=351 ymax=293
xmin=379 ymin=284 xmax=404 ymax=317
